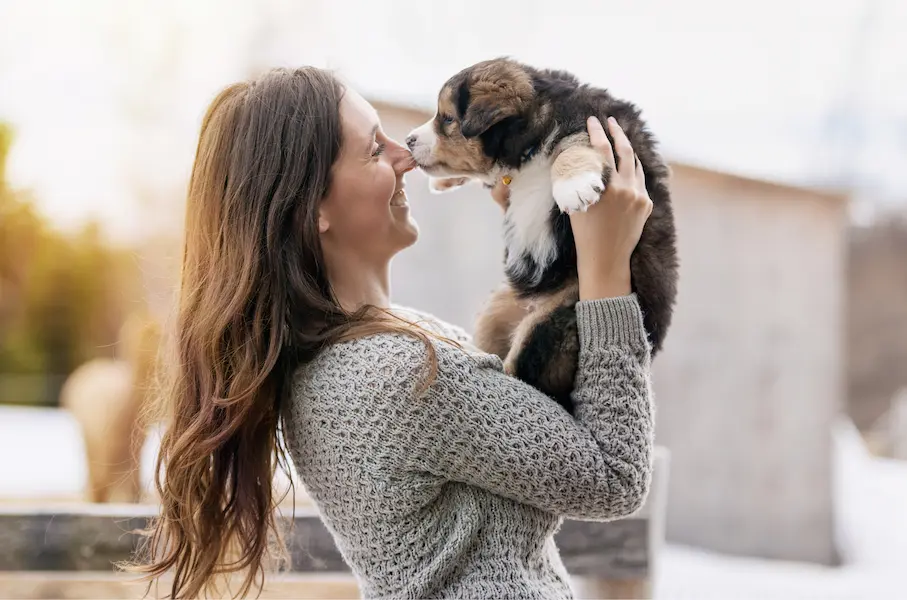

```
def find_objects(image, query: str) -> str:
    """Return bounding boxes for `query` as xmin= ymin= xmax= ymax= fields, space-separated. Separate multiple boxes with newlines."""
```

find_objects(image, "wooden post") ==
xmin=566 ymin=447 xmax=670 ymax=600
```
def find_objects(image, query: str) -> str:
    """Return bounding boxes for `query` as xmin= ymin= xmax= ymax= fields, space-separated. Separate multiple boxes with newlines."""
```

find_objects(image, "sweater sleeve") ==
xmin=388 ymin=293 xmax=654 ymax=521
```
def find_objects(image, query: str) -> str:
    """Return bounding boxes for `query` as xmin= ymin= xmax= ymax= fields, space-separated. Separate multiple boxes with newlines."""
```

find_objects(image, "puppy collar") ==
xmin=521 ymin=144 xmax=539 ymax=162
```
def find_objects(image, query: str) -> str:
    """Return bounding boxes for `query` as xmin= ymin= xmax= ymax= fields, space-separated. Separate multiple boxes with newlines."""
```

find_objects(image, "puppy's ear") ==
xmin=462 ymin=101 xmax=518 ymax=138
xmin=428 ymin=176 xmax=471 ymax=194
xmin=461 ymin=62 xmax=533 ymax=138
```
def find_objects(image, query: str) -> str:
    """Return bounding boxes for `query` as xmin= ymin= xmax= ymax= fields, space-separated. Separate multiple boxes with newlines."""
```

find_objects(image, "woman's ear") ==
xmin=318 ymin=208 xmax=330 ymax=234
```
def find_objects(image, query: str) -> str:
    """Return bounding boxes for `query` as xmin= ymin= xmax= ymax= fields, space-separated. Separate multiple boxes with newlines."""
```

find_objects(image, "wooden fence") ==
xmin=0 ymin=449 xmax=668 ymax=599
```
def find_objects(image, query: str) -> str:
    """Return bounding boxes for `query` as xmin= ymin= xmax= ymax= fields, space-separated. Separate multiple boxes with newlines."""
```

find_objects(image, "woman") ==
xmin=129 ymin=66 xmax=655 ymax=599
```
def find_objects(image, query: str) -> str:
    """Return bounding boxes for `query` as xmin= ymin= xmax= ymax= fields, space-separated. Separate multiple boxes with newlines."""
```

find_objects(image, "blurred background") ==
xmin=1 ymin=0 xmax=905 ymax=598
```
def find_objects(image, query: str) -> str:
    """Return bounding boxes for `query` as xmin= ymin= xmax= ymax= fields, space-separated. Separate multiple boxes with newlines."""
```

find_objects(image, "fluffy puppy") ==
xmin=406 ymin=57 xmax=678 ymax=412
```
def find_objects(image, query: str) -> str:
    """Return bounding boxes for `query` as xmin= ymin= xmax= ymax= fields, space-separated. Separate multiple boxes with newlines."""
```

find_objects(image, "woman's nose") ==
xmin=392 ymin=142 xmax=417 ymax=174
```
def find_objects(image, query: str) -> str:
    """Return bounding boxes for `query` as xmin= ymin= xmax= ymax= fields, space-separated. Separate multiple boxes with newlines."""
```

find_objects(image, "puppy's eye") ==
xmin=441 ymin=114 xmax=454 ymax=126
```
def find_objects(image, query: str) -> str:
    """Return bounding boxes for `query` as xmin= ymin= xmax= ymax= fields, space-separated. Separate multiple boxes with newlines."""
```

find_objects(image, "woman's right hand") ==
xmin=570 ymin=116 xmax=653 ymax=301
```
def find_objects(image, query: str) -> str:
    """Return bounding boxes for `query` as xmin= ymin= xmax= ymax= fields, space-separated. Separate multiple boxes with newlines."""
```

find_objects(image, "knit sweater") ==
xmin=283 ymin=294 xmax=655 ymax=599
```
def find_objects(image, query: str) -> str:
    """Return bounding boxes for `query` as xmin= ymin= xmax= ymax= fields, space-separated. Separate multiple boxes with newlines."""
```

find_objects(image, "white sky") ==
xmin=0 ymin=0 xmax=904 ymax=240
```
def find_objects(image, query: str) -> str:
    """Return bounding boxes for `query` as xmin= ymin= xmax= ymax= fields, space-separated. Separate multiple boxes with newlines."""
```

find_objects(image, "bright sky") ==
xmin=0 ymin=0 xmax=904 ymax=241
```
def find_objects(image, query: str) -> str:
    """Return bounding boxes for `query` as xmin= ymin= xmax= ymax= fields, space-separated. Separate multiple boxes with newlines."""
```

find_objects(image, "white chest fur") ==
xmin=503 ymin=156 xmax=558 ymax=284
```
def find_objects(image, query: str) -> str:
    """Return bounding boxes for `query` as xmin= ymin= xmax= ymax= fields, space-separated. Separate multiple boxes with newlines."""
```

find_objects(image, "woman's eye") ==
xmin=372 ymin=143 xmax=386 ymax=157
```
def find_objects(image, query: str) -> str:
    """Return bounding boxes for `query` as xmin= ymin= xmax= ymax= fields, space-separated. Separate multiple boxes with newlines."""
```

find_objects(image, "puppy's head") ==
xmin=406 ymin=58 xmax=535 ymax=190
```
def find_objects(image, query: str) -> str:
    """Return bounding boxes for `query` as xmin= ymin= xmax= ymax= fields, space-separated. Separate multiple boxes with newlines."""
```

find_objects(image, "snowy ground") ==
xmin=1 ymin=406 xmax=904 ymax=599
xmin=657 ymin=419 xmax=906 ymax=599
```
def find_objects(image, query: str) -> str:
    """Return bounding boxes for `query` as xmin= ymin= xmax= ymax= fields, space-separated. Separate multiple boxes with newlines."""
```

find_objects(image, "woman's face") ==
xmin=318 ymin=88 xmax=419 ymax=265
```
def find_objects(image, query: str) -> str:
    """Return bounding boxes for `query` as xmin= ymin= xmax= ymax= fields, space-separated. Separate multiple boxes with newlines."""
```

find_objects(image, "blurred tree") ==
xmin=0 ymin=122 xmax=146 ymax=406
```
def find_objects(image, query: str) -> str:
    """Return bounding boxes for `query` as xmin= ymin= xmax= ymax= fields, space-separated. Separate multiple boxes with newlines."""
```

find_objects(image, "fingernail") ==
xmin=608 ymin=116 xmax=617 ymax=126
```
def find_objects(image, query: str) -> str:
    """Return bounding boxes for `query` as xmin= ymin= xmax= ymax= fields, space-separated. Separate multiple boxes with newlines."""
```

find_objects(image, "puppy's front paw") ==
xmin=429 ymin=176 xmax=470 ymax=194
xmin=552 ymin=171 xmax=604 ymax=213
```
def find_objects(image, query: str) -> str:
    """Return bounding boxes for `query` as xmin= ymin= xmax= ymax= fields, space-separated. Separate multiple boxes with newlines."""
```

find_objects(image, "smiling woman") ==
xmin=124 ymin=65 xmax=656 ymax=600
xmin=120 ymin=66 xmax=449 ymax=599
xmin=316 ymin=88 xmax=421 ymax=288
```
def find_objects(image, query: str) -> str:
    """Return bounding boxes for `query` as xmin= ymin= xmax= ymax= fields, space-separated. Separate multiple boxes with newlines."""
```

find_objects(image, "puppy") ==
xmin=406 ymin=57 xmax=678 ymax=412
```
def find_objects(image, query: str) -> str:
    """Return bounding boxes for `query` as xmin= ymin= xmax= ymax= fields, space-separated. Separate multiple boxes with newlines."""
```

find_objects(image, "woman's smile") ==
xmin=390 ymin=188 xmax=409 ymax=207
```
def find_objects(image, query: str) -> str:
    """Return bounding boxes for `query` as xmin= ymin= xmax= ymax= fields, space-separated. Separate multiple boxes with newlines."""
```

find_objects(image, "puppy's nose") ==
xmin=405 ymin=134 xmax=417 ymax=150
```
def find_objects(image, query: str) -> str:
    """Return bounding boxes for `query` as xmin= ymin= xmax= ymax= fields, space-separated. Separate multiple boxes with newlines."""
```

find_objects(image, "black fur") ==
xmin=514 ymin=305 xmax=579 ymax=412
xmin=504 ymin=207 xmax=577 ymax=296
xmin=455 ymin=79 xmax=471 ymax=121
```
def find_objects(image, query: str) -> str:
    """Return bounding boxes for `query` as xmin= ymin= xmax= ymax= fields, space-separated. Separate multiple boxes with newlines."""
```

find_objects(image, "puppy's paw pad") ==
xmin=553 ymin=172 xmax=604 ymax=213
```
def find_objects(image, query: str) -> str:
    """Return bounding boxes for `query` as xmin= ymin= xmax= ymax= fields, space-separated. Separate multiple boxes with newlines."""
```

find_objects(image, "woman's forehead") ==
xmin=340 ymin=90 xmax=380 ymax=138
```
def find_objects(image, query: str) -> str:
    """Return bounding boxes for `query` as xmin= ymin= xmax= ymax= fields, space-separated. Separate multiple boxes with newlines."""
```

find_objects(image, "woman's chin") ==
xmin=387 ymin=196 xmax=419 ymax=250
xmin=397 ymin=217 xmax=419 ymax=248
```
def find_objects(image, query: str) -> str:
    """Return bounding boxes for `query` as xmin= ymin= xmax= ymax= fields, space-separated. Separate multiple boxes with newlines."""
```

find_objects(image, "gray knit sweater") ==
xmin=284 ymin=294 xmax=654 ymax=599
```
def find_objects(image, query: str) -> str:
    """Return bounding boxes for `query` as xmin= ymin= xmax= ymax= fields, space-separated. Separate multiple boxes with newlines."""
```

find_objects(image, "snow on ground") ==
xmin=0 ymin=405 xmax=86 ymax=499
xmin=655 ymin=419 xmax=906 ymax=599
xmin=1 ymin=406 xmax=904 ymax=598
xmin=0 ymin=404 xmax=162 ymax=501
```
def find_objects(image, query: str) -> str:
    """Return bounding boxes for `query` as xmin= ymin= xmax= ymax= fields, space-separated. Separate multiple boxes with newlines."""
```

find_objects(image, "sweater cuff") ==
xmin=575 ymin=293 xmax=649 ymax=349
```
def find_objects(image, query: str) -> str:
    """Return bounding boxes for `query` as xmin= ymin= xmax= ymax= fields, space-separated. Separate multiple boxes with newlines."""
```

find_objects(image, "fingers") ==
xmin=634 ymin=153 xmax=647 ymax=193
xmin=607 ymin=117 xmax=635 ymax=173
xmin=586 ymin=116 xmax=616 ymax=168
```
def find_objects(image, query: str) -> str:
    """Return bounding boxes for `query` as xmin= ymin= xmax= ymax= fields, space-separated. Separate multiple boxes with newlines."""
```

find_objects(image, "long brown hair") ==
xmin=124 ymin=66 xmax=440 ymax=599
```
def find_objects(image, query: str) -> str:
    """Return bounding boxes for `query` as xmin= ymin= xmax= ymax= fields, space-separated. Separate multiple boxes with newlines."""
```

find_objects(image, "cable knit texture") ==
xmin=283 ymin=294 xmax=654 ymax=599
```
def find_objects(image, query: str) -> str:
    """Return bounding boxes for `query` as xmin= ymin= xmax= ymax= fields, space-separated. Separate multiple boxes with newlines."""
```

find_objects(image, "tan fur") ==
xmin=437 ymin=90 xmax=457 ymax=122
xmin=460 ymin=62 xmax=534 ymax=137
xmin=551 ymin=133 xmax=603 ymax=180
xmin=467 ymin=62 xmax=533 ymax=108
xmin=471 ymin=278 xmax=581 ymax=401
xmin=429 ymin=103 xmax=492 ymax=175
xmin=420 ymin=86 xmax=491 ymax=175
xmin=423 ymin=61 xmax=536 ymax=176
xmin=429 ymin=138 xmax=490 ymax=173
xmin=502 ymin=280 xmax=579 ymax=376
xmin=473 ymin=284 xmax=528 ymax=360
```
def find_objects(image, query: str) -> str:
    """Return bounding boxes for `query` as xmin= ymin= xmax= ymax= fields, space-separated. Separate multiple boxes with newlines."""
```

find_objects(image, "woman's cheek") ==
xmin=376 ymin=163 xmax=397 ymax=198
